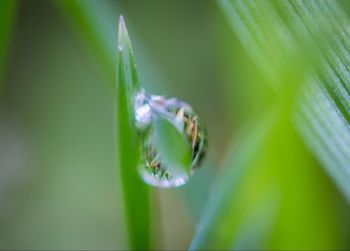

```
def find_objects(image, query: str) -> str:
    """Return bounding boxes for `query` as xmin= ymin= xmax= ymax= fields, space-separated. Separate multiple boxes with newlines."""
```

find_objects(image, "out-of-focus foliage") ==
xmin=0 ymin=0 xmax=17 ymax=91
xmin=1 ymin=0 xmax=350 ymax=250
xmin=191 ymin=108 xmax=345 ymax=250
xmin=191 ymin=0 xmax=350 ymax=249
xmin=55 ymin=0 xmax=115 ymax=84
xmin=218 ymin=0 xmax=350 ymax=201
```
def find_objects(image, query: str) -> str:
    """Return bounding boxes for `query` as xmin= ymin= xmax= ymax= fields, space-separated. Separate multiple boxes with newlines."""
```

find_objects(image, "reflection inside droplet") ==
xmin=135 ymin=90 xmax=207 ymax=188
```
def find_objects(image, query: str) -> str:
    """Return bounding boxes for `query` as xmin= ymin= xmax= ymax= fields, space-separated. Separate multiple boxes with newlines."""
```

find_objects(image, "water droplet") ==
xmin=135 ymin=90 xmax=207 ymax=188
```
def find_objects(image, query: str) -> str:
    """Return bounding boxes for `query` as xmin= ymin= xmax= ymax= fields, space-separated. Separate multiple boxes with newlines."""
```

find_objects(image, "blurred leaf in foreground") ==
xmin=116 ymin=16 xmax=151 ymax=249
xmin=190 ymin=0 xmax=350 ymax=249
xmin=219 ymin=0 xmax=350 ymax=202
xmin=190 ymin=109 xmax=344 ymax=250
xmin=189 ymin=109 xmax=279 ymax=250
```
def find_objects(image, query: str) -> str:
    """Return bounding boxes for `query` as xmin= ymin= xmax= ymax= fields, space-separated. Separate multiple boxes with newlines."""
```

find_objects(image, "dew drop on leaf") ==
xmin=134 ymin=90 xmax=207 ymax=188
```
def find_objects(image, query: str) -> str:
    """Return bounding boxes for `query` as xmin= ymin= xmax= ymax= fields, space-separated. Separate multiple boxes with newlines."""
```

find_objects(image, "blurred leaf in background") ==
xmin=0 ymin=0 xmax=123 ymax=249
xmin=0 ymin=0 xmax=18 ymax=92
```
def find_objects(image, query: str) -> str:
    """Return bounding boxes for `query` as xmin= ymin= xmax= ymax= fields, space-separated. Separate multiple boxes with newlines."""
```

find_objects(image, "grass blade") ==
xmin=189 ymin=109 xmax=279 ymax=250
xmin=116 ymin=17 xmax=151 ymax=249
xmin=190 ymin=109 xmax=343 ymax=249
xmin=54 ymin=2 xmax=152 ymax=248
xmin=219 ymin=0 xmax=350 ymax=202
xmin=190 ymin=0 xmax=349 ymax=249
xmin=0 ymin=0 xmax=18 ymax=92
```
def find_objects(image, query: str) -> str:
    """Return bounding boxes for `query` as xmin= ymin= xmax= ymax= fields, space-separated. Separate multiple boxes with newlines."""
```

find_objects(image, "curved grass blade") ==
xmin=0 ymin=0 xmax=18 ymax=92
xmin=189 ymin=109 xmax=279 ymax=250
xmin=230 ymin=191 xmax=279 ymax=250
xmin=190 ymin=0 xmax=349 ymax=249
xmin=116 ymin=17 xmax=151 ymax=249
xmin=190 ymin=109 xmax=343 ymax=249
xmin=218 ymin=0 xmax=350 ymax=203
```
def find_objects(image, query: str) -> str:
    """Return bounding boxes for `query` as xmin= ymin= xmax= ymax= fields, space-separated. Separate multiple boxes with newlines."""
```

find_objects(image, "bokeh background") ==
xmin=1 ymin=0 xmax=350 ymax=250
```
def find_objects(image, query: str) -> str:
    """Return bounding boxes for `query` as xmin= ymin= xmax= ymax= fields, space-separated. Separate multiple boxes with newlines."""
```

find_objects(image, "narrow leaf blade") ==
xmin=116 ymin=16 xmax=151 ymax=250
xmin=218 ymin=0 xmax=350 ymax=202
xmin=190 ymin=0 xmax=348 ymax=249
xmin=189 ymin=110 xmax=279 ymax=250
xmin=54 ymin=2 xmax=153 ymax=248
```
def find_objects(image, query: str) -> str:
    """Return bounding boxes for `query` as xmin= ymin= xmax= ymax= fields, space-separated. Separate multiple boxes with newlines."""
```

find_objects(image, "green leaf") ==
xmin=55 ymin=2 xmax=153 ymax=248
xmin=153 ymin=117 xmax=192 ymax=175
xmin=116 ymin=16 xmax=151 ymax=249
xmin=287 ymin=0 xmax=350 ymax=202
xmin=230 ymin=190 xmax=279 ymax=250
xmin=0 ymin=0 xmax=18 ymax=92
xmin=189 ymin=110 xmax=279 ymax=250
xmin=190 ymin=0 xmax=349 ymax=249
xmin=190 ymin=109 xmax=344 ymax=250
xmin=218 ymin=0 xmax=350 ymax=202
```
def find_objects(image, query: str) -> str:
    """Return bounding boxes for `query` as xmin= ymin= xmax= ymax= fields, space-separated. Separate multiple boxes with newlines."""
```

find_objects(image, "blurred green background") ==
xmin=1 ymin=0 xmax=350 ymax=250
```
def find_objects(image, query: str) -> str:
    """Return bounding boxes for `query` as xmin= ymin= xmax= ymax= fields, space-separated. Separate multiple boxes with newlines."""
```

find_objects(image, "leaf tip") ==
xmin=119 ymin=15 xmax=126 ymax=30
xmin=118 ymin=15 xmax=130 ymax=51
